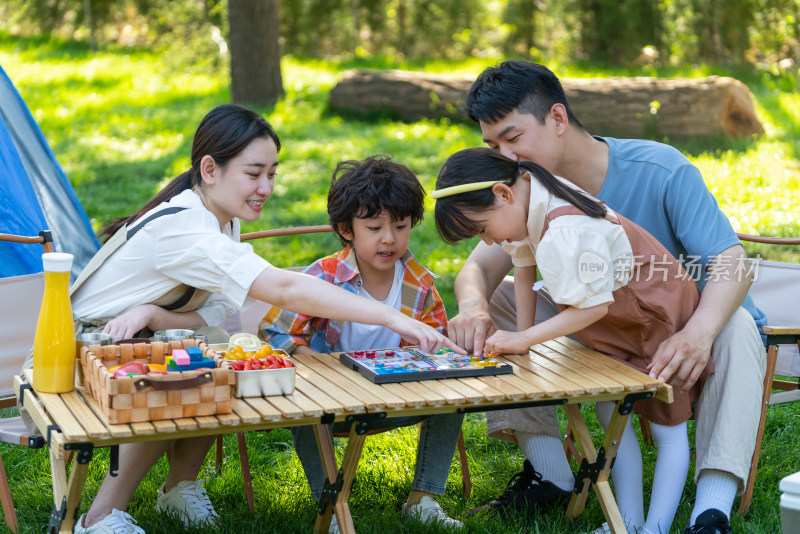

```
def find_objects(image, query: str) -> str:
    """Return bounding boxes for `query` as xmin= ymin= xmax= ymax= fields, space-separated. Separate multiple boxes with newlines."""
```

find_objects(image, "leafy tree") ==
xmin=577 ymin=0 xmax=663 ymax=62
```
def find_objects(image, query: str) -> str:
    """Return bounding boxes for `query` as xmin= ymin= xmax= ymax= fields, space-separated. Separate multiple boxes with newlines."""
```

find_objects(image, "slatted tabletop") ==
xmin=17 ymin=338 xmax=670 ymax=447
xmin=16 ymin=337 xmax=671 ymax=534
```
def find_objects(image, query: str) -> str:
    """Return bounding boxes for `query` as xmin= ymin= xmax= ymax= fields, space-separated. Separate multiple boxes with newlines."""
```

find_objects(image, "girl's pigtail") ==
xmin=519 ymin=161 xmax=606 ymax=218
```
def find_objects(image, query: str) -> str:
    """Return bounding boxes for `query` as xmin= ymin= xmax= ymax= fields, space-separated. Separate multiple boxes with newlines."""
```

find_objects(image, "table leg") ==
xmin=564 ymin=402 xmax=630 ymax=534
xmin=313 ymin=423 xmax=367 ymax=534
xmin=236 ymin=432 xmax=255 ymax=512
xmin=49 ymin=434 xmax=90 ymax=534
xmin=334 ymin=424 xmax=366 ymax=531
xmin=314 ymin=424 xmax=337 ymax=533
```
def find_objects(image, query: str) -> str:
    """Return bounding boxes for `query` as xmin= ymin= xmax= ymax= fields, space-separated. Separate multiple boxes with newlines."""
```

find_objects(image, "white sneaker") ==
xmin=403 ymin=496 xmax=463 ymax=529
xmin=74 ymin=509 xmax=144 ymax=534
xmin=155 ymin=480 xmax=219 ymax=527
xmin=587 ymin=522 xmax=641 ymax=534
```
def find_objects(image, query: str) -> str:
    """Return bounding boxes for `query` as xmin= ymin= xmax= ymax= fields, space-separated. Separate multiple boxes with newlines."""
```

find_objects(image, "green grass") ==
xmin=0 ymin=32 xmax=798 ymax=533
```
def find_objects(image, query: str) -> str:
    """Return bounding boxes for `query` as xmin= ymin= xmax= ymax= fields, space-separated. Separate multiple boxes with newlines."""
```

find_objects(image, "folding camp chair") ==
xmin=0 ymin=231 xmax=55 ymax=533
xmin=737 ymin=233 xmax=800 ymax=514
xmin=216 ymin=225 xmax=471 ymax=512
xmin=561 ymin=233 xmax=800 ymax=515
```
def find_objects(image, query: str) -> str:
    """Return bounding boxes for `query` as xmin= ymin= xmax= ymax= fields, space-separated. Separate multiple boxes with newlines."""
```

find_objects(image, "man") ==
xmin=451 ymin=60 xmax=766 ymax=534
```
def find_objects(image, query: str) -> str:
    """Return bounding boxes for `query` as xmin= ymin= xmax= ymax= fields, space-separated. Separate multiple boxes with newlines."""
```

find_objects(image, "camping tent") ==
xmin=0 ymin=65 xmax=99 ymax=393
xmin=0 ymin=64 xmax=99 ymax=280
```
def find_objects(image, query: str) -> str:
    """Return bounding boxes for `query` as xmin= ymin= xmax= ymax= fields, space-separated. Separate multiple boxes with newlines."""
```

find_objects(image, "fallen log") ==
xmin=328 ymin=69 xmax=764 ymax=139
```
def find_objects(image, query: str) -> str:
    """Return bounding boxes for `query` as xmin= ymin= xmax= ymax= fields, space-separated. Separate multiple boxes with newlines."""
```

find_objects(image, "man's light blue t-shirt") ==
xmin=596 ymin=136 xmax=767 ymax=336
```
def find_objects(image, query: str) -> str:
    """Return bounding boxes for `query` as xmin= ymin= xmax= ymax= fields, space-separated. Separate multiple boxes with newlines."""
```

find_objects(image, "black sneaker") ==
xmin=683 ymin=509 xmax=732 ymax=534
xmin=463 ymin=460 xmax=571 ymax=518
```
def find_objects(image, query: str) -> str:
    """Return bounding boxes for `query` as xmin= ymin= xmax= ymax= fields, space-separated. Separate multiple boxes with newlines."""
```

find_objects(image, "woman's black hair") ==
xmin=434 ymin=147 xmax=606 ymax=244
xmin=327 ymin=155 xmax=425 ymax=247
xmin=99 ymin=104 xmax=280 ymax=242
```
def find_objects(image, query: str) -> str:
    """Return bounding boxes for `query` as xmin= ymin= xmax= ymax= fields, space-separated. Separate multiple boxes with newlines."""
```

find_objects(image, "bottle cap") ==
xmin=42 ymin=252 xmax=74 ymax=273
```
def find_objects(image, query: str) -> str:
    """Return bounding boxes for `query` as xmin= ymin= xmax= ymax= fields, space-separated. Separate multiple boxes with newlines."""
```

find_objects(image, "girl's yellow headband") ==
xmin=430 ymin=180 xmax=505 ymax=200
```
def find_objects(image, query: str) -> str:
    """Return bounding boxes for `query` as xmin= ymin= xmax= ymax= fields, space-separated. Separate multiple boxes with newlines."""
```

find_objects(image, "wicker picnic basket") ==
xmin=80 ymin=340 xmax=235 ymax=424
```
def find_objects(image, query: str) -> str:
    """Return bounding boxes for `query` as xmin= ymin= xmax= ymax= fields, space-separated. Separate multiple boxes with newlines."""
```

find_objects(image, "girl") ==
xmin=432 ymin=147 xmax=711 ymax=534
xmin=70 ymin=104 xmax=460 ymax=534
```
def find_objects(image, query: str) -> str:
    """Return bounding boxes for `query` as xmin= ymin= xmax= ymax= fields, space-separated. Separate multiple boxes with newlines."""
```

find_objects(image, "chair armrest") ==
xmin=737 ymin=233 xmax=800 ymax=245
xmin=241 ymin=225 xmax=333 ymax=241
xmin=762 ymin=326 xmax=800 ymax=335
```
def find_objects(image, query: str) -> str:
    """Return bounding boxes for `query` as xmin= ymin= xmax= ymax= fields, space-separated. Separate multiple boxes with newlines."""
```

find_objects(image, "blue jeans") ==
xmin=291 ymin=412 xmax=465 ymax=500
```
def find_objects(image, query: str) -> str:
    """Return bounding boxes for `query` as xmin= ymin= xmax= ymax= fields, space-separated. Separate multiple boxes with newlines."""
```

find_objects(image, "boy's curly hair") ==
xmin=328 ymin=155 xmax=426 ymax=246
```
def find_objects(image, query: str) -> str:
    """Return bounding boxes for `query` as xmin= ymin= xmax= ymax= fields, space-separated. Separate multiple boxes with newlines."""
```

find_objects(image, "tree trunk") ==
xmin=83 ymin=0 xmax=95 ymax=51
xmin=328 ymin=69 xmax=764 ymax=139
xmin=228 ymin=0 xmax=284 ymax=107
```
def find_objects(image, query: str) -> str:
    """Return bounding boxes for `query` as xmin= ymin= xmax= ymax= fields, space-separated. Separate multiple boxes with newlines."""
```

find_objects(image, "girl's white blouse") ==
xmin=501 ymin=176 xmax=634 ymax=309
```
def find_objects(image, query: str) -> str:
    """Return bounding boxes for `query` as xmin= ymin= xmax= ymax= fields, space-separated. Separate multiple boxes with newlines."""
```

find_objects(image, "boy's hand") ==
xmin=388 ymin=314 xmax=465 ymax=355
xmin=483 ymin=330 xmax=532 ymax=356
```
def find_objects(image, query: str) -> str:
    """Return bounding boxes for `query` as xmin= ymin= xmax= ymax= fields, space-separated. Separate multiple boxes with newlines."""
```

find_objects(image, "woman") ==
xmin=71 ymin=104 xmax=459 ymax=533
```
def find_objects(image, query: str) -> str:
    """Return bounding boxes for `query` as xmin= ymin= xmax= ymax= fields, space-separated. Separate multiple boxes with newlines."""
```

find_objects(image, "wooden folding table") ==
xmin=15 ymin=337 xmax=670 ymax=534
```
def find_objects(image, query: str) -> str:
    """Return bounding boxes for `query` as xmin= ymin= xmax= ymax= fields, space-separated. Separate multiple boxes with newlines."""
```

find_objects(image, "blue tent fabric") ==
xmin=0 ymin=65 xmax=99 ymax=279
xmin=0 ymin=112 xmax=50 ymax=276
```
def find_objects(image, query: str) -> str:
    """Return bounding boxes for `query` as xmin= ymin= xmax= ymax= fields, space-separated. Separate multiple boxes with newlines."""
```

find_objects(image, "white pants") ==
xmin=485 ymin=277 xmax=766 ymax=492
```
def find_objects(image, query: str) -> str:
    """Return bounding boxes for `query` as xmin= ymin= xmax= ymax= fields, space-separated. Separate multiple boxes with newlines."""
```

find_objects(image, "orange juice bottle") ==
xmin=32 ymin=252 xmax=75 ymax=393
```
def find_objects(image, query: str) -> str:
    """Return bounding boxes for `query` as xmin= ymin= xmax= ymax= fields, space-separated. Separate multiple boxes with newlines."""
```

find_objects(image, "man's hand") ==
xmin=484 ymin=329 xmax=532 ymax=356
xmin=451 ymin=241 xmax=512 ymax=355
xmin=447 ymin=310 xmax=497 ymax=356
xmin=648 ymin=323 xmax=714 ymax=393
xmin=648 ymin=244 xmax=752 ymax=393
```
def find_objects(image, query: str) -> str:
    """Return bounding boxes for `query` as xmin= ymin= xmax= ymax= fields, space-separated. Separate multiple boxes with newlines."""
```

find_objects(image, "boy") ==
xmin=449 ymin=61 xmax=765 ymax=534
xmin=260 ymin=155 xmax=464 ymax=530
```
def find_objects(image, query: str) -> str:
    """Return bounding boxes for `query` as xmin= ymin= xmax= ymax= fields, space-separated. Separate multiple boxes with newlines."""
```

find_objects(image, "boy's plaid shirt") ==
xmin=259 ymin=246 xmax=448 ymax=354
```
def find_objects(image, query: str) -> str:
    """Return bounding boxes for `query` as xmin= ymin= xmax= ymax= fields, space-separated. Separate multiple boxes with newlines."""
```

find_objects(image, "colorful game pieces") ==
xmin=186 ymin=346 xmax=203 ymax=361
xmin=171 ymin=349 xmax=190 ymax=366
xmin=168 ymin=348 xmax=215 ymax=371
xmin=339 ymin=346 xmax=513 ymax=383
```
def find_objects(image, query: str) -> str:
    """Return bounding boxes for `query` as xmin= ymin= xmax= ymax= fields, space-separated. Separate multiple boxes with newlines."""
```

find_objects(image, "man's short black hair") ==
xmin=465 ymin=60 xmax=583 ymax=128
xmin=328 ymin=155 xmax=425 ymax=246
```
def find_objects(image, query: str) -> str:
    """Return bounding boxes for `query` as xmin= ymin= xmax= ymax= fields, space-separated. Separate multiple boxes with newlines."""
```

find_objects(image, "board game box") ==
xmin=338 ymin=346 xmax=513 ymax=384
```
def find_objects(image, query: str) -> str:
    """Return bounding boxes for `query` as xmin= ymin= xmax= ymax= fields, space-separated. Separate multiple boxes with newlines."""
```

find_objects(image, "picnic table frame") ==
xmin=14 ymin=337 xmax=671 ymax=534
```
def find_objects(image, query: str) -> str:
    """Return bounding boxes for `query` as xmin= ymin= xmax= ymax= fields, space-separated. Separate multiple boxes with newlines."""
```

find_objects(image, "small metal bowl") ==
xmin=77 ymin=332 xmax=114 ymax=348
xmin=153 ymin=329 xmax=196 ymax=342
